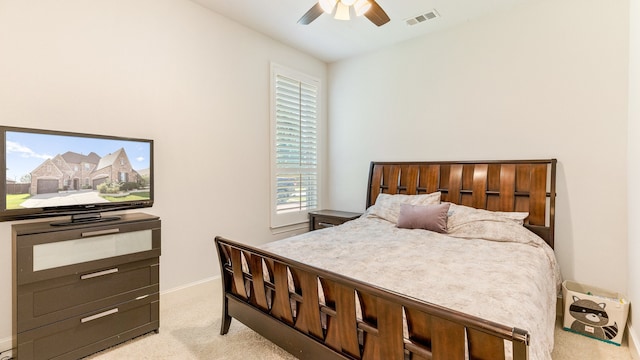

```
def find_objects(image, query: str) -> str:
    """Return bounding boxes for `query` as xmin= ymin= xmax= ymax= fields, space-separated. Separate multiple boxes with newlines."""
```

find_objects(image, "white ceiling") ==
xmin=191 ymin=0 xmax=534 ymax=63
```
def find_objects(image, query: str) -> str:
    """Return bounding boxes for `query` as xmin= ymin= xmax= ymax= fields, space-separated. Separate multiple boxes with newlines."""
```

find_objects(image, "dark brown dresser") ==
xmin=12 ymin=213 xmax=161 ymax=360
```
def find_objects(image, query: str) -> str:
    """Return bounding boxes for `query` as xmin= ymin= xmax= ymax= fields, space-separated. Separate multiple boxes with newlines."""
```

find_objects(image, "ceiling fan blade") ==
xmin=298 ymin=3 xmax=324 ymax=25
xmin=364 ymin=0 xmax=390 ymax=26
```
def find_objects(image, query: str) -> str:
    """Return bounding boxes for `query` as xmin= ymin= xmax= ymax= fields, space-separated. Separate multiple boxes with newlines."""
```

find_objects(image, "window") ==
xmin=270 ymin=64 xmax=321 ymax=228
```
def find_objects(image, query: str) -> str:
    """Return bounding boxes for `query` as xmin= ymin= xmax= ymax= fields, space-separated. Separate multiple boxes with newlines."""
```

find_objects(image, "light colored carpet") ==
xmin=86 ymin=280 xmax=633 ymax=360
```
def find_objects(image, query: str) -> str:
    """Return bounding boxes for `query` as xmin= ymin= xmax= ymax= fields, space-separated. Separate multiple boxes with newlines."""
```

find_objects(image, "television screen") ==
xmin=1 ymin=126 xmax=153 ymax=224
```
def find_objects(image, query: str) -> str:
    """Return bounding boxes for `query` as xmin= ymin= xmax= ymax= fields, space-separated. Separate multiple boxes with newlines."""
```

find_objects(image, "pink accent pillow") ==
xmin=397 ymin=203 xmax=451 ymax=233
xmin=367 ymin=192 xmax=442 ymax=224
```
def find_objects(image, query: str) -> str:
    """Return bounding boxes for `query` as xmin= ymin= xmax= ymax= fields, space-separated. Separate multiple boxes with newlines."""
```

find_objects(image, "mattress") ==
xmin=262 ymin=204 xmax=562 ymax=360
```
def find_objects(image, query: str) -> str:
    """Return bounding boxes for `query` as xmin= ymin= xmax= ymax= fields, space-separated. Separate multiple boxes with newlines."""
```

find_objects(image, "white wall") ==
xmin=328 ymin=0 xmax=629 ymax=296
xmin=0 ymin=0 xmax=326 ymax=348
xmin=628 ymin=0 xmax=640 ymax=353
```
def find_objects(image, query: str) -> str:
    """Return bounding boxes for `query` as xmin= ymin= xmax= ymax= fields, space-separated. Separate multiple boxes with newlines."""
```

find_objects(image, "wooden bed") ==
xmin=215 ymin=159 xmax=557 ymax=360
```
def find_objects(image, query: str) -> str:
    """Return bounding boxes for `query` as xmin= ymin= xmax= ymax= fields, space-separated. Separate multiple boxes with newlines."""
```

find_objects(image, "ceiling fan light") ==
xmin=341 ymin=0 xmax=357 ymax=6
xmin=334 ymin=2 xmax=350 ymax=20
xmin=319 ymin=0 xmax=337 ymax=14
xmin=353 ymin=0 xmax=371 ymax=16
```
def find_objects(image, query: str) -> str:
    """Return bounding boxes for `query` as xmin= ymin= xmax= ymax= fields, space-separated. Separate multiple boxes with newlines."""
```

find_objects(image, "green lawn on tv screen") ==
xmin=6 ymin=193 xmax=30 ymax=209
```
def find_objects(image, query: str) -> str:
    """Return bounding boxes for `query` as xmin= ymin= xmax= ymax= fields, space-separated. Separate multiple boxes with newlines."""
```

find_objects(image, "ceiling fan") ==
xmin=298 ymin=0 xmax=390 ymax=27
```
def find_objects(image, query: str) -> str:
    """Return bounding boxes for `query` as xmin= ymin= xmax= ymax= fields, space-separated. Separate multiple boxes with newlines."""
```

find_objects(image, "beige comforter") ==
xmin=262 ymin=207 xmax=561 ymax=360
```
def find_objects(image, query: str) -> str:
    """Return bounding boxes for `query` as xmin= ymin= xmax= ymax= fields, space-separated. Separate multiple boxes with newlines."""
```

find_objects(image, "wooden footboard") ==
xmin=215 ymin=236 xmax=530 ymax=360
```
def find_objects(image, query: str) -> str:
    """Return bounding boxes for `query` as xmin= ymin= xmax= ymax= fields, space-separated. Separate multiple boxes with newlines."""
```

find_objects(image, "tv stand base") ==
xmin=50 ymin=213 xmax=121 ymax=226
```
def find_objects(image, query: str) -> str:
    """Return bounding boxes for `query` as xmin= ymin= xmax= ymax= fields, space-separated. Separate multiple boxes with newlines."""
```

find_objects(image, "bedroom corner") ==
xmin=627 ymin=0 xmax=640 ymax=358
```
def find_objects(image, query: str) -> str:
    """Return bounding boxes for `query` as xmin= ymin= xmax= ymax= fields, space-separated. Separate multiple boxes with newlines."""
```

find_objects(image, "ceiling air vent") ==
xmin=405 ymin=9 xmax=440 ymax=26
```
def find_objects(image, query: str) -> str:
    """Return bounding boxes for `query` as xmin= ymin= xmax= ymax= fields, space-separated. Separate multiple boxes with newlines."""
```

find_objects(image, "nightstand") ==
xmin=308 ymin=210 xmax=362 ymax=231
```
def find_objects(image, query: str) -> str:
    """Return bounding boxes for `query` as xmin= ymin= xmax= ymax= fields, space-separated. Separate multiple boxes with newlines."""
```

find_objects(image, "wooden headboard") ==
xmin=366 ymin=159 xmax=557 ymax=248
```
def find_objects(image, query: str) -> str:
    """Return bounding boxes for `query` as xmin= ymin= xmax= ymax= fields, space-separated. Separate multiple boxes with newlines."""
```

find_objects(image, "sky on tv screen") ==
xmin=6 ymin=131 xmax=151 ymax=182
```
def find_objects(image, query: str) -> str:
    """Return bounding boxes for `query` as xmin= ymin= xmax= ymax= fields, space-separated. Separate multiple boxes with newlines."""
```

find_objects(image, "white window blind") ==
xmin=271 ymin=65 xmax=320 ymax=227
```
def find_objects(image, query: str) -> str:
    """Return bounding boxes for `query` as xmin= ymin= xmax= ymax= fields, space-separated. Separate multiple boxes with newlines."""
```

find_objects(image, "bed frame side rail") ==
xmin=215 ymin=236 xmax=530 ymax=360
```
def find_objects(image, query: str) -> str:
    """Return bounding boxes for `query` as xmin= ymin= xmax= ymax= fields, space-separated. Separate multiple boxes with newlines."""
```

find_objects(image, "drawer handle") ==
xmin=82 ymin=228 xmax=120 ymax=237
xmin=135 ymin=294 xmax=149 ymax=301
xmin=318 ymin=222 xmax=336 ymax=228
xmin=81 ymin=268 xmax=119 ymax=280
xmin=81 ymin=308 xmax=119 ymax=323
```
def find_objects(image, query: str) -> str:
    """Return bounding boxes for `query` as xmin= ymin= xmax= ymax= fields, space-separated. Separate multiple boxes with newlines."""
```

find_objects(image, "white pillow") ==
xmin=367 ymin=192 xmax=441 ymax=224
xmin=446 ymin=203 xmax=529 ymax=229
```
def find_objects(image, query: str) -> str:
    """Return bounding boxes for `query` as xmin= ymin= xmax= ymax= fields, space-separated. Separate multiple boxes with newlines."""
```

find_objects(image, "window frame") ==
xmin=270 ymin=63 xmax=323 ymax=229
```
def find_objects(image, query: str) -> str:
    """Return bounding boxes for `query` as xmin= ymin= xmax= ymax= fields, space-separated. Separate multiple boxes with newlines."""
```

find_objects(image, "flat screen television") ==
xmin=0 ymin=126 xmax=154 ymax=225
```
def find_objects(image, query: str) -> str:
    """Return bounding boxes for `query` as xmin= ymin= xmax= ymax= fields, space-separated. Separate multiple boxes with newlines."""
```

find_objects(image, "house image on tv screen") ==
xmin=30 ymin=148 xmax=144 ymax=195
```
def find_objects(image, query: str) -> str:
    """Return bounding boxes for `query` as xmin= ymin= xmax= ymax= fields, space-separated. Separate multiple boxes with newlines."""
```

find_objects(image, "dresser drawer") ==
xmin=15 ymin=220 xmax=161 ymax=285
xmin=17 ymin=293 xmax=159 ymax=360
xmin=309 ymin=210 xmax=362 ymax=231
xmin=313 ymin=216 xmax=344 ymax=229
xmin=17 ymin=258 xmax=158 ymax=333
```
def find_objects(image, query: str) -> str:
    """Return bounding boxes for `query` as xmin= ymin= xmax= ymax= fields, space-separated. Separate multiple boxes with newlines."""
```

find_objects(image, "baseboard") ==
xmin=629 ymin=324 xmax=640 ymax=360
xmin=161 ymin=276 xmax=218 ymax=296
xmin=0 ymin=335 xmax=13 ymax=355
xmin=160 ymin=276 xmax=219 ymax=305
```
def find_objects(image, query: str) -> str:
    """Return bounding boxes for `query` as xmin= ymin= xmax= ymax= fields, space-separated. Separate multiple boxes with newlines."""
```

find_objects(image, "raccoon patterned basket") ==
xmin=562 ymin=280 xmax=630 ymax=346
